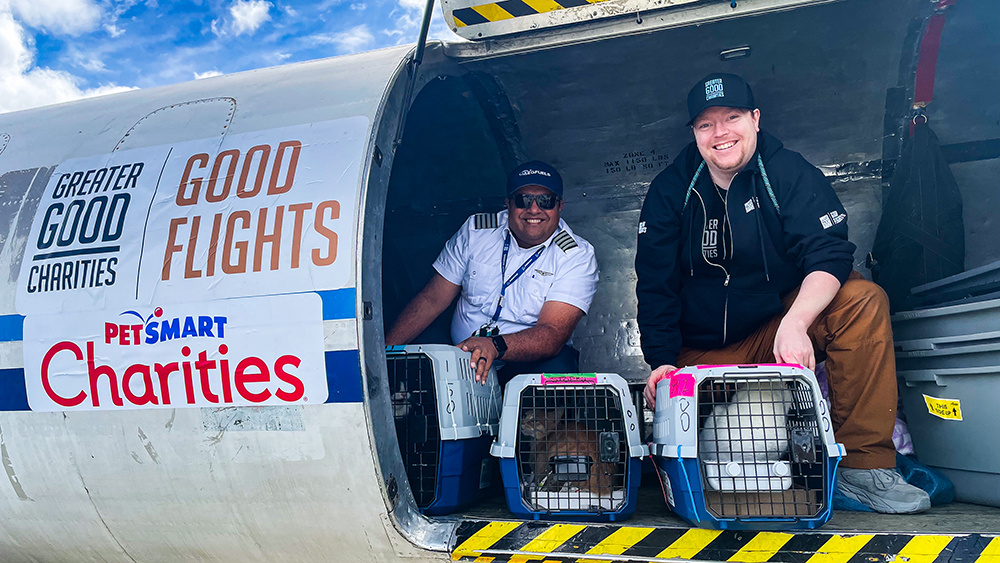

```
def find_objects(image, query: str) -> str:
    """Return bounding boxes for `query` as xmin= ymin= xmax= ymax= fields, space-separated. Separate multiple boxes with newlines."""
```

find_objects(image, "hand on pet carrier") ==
xmin=459 ymin=336 xmax=499 ymax=383
xmin=772 ymin=270 xmax=841 ymax=371
xmin=644 ymin=364 xmax=678 ymax=409
xmin=773 ymin=318 xmax=815 ymax=370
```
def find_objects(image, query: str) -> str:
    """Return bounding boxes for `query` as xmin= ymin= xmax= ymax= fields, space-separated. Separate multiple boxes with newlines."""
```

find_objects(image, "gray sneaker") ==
xmin=837 ymin=468 xmax=931 ymax=514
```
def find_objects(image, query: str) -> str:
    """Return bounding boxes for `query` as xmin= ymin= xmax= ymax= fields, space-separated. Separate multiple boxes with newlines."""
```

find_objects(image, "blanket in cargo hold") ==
xmin=15 ymin=116 xmax=367 ymax=315
xmin=22 ymin=293 xmax=327 ymax=411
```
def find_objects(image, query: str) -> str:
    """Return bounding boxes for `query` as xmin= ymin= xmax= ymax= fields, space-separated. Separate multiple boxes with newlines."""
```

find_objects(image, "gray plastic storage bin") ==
xmin=909 ymin=259 xmax=1000 ymax=306
xmin=894 ymin=298 xmax=1000 ymax=372
xmin=893 ymin=299 xmax=1000 ymax=506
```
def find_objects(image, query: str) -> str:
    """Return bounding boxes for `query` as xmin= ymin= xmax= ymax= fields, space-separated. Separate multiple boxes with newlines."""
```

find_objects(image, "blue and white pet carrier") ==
xmin=651 ymin=364 xmax=844 ymax=530
xmin=491 ymin=373 xmax=648 ymax=522
xmin=385 ymin=344 xmax=501 ymax=515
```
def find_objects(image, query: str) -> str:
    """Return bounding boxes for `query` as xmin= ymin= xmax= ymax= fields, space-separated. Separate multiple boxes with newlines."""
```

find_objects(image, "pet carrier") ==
xmin=651 ymin=364 xmax=845 ymax=530
xmin=490 ymin=373 xmax=648 ymax=522
xmin=385 ymin=344 xmax=502 ymax=515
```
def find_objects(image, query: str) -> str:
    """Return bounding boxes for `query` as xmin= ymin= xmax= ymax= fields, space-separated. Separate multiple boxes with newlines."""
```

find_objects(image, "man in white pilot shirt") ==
xmin=386 ymin=161 xmax=598 ymax=386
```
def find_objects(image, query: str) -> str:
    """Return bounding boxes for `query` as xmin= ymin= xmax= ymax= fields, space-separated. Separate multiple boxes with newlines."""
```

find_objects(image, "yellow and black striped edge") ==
xmin=452 ymin=0 xmax=613 ymax=28
xmin=452 ymin=520 xmax=1000 ymax=563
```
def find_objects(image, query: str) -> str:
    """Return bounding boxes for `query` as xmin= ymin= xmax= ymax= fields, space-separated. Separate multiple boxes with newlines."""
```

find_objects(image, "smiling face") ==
xmin=506 ymin=185 xmax=564 ymax=248
xmin=691 ymin=106 xmax=761 ymax=187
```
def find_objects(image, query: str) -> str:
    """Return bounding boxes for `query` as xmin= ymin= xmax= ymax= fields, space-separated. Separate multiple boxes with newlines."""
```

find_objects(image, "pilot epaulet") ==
xmin=552 ymin=230 xmax=578 ymax=252
xmin=473 ymin=212 xmax=499 ymax=230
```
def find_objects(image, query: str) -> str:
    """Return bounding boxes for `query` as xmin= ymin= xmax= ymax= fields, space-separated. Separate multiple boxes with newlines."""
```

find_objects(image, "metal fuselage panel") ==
xmin=2 ymin=0 xmax=999 ymax=559
xmin=0 ymin=45 xmax=447 ymax=562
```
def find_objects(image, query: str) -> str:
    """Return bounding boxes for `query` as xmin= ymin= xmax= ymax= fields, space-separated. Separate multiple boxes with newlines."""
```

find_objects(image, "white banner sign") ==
xmin=22 ymin=293 xmax=328 ymax=411
xmin=16 ymin=116 xmax=367 ymax=315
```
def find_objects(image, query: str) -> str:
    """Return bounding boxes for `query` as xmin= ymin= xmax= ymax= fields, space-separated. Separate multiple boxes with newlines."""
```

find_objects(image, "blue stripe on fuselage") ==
xmin=323 ymin=349 xmax=363 ymax=403
xmin=0 ymin=369 xmax=29 ymax=411
xmin=0 ymin=315 xmax=24 ymax=342
xmin=317 ymin=288 xmax=356 ymax=321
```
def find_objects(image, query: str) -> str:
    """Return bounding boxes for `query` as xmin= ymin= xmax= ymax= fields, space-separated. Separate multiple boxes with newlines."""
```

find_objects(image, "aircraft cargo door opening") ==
xmin=365 ymin=0 xmax=1000 ymax=556
xmin=381 ymin=75 xmax=510 ymax=344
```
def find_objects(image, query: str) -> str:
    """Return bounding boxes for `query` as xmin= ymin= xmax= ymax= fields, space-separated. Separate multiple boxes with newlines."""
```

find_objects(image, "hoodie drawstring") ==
xmin=753 ymin=188 xmax=772 ymax=282
xmin=688 ymin=212 xmax=696 ymax=276
xmin=757 ymin=154 xmax=780 ymax=212
xmin=684 ymin=154 xmax=780 ymax=283
xmin=754 ymin=154 xmax=779 ymax=282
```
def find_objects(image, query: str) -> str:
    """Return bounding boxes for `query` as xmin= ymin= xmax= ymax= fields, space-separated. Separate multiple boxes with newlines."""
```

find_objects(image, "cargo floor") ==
xmin=455 ymin=476 xmax=1000 ymax=534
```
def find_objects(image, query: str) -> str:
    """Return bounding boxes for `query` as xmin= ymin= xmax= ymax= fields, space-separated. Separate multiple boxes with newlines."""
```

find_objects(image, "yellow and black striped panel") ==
xmin=452 ymin=0 xmax=611 ymax=28
xmin=452 ymin=520 xmax=1000 ymax=563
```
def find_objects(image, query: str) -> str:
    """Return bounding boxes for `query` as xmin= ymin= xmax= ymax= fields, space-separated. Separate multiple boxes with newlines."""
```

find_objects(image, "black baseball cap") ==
xmin=506 ymin=160 xmax=563 ymax=198
xmin=686 ymin=73 xmax=756 ymax=126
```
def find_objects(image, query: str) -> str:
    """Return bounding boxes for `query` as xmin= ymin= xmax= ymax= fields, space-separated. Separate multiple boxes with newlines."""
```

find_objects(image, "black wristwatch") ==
xmin=491 ymin=335 xmax=508 ymax=360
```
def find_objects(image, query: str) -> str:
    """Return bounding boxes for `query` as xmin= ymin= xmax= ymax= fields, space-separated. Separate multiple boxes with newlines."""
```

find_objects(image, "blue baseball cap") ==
xmin=686 ymin=73 xmax=756 ymax=126
xmin=506 ymin=160 xmax=563 ymax=198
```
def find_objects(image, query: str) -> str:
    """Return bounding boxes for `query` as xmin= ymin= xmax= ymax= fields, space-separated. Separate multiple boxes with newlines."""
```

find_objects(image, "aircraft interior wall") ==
xmin=389 ymin=0 xmax=889 ymax=381
xmin=381 ymin=75 xmax=510 ymax=343
xmin=373 ymin=0 xmax=1000 ymax=542
xmin=927 ymin=0 xmax=1000 ymax=272
xmin=381 ymin=0 xmax=1000 ymax=381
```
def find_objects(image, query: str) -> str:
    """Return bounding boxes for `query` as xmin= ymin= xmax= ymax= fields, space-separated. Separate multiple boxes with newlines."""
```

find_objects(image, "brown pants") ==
xmin=676 ymin=272 xmax=897 ymax=469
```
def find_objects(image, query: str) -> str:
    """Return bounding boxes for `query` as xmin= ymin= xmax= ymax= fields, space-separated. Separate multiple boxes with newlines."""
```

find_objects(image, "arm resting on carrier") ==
xmin=773 ymin=270 xmax=841 ymax=370
xmin=461 ymin=300 xmax=585 ymax=382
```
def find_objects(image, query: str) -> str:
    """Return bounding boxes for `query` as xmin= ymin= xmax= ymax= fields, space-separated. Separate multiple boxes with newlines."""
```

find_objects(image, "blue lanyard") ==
xmin=486 ymin=232 xmax=545 ymax=327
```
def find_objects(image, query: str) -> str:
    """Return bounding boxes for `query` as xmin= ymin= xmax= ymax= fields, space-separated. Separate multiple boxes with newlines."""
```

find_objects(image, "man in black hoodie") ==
xmin=635 ymin=73 xmax=930 ymax=514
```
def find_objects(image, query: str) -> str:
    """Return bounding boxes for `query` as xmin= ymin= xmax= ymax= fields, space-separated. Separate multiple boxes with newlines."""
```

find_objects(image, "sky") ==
xmin=0 ymin=0 xmax=462 ymax=114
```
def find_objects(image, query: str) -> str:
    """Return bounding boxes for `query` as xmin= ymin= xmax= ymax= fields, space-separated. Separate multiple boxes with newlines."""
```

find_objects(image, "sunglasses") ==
xmin=511 ymin=193 xmax=561 ymax=210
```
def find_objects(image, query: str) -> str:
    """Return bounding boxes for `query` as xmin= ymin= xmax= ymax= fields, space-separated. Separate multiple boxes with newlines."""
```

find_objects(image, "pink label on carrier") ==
xmin=541 ymin=374 xmax=597 ymax=385
xmin=669 ymin=372 xmax=695 ymax=397
xmin=695 ymin=363 xmax=805 ymax=370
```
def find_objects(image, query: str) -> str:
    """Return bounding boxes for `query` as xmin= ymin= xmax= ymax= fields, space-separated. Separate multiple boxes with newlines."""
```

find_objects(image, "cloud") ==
xmin=396 ymin=0 xmax=424 ymax=10
xmin=194 ymin=69 xmax=222 ymax=79
xmin=0 ymin=7 xmax=132 ymax=113
xmin=102 ymin=0 xmax=139 ymax=38
xmin=229 ymin=0 xmax=272 ymax=36
xmin=7 ymin=0 xmax=102 ymax=36
xmin=350 ymin=3 xmax=365 ymax=11
xmin=67 ymin=47 xmax=108 ymax=72
xmin=104 ymin=23 xmax=125 ymax=37
xmin=384 ymin=0 xmax=463 ymax=45
xmin=308 ymin=24 xmax=374 ymax=54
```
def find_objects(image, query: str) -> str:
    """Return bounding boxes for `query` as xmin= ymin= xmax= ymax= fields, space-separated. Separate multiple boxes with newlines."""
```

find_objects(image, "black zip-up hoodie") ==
xmin=635 ymin=130 xmax=856 ymax=369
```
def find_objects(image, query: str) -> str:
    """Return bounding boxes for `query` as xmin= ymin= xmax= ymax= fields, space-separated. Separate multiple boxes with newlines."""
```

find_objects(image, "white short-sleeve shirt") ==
xmin=433 ymin=210 xmax=599 ymax=346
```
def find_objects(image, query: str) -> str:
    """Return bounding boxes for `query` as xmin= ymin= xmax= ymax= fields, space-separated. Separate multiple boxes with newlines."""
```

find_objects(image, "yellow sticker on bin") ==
xmin=923 ymin=394 xmax=962 ymax=421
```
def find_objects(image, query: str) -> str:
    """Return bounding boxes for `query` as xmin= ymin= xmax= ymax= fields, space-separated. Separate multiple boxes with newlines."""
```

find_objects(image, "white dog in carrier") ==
xmin=652 ymin=365 xmax=845 ymax=527
xmin=698 ymin=380 xmax=795 ymax=491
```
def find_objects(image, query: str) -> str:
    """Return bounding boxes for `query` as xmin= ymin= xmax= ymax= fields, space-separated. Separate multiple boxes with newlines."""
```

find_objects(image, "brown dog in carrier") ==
xmin=491 ymin=373 xmax=647 ymax=521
